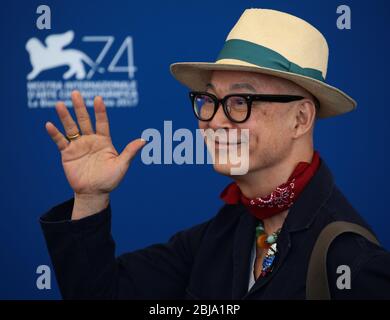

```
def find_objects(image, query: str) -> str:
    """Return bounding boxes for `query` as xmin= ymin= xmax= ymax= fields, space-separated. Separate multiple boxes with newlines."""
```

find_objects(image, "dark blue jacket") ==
xmin=40 ymin=160 xmax=390 ymax=299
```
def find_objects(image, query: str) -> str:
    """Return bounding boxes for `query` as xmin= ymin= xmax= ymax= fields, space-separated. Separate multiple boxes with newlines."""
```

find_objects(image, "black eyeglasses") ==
xmin=189 ymin=91 xmax=304 ymax=123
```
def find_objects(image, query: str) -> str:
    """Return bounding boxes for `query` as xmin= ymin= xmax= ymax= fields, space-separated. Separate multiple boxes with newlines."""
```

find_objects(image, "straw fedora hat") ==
xmin=170 ymin=8 xmax=356 ymax=118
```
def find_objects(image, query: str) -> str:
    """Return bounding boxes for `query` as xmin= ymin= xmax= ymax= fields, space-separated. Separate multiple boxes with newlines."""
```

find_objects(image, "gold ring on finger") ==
xmin=66 ymin=132 xmax=81 ymax=141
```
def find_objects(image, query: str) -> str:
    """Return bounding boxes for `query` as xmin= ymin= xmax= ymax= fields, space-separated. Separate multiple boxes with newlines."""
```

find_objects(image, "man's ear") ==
xmin=292 ymin=99 xmax=316 ymax=138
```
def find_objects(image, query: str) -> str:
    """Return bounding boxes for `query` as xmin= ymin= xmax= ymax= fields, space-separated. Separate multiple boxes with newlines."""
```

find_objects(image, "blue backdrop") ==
xmin=0 ymin=0 xmax=389 ymax=299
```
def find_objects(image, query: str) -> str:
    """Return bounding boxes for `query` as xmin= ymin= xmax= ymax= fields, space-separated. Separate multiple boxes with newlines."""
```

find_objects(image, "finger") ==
xmin=71 ymin=90 xmax=94 ymax=135
xmin=55 ymin=101 xmax=80 ymax=137
xmin=45 ymin=121 xmax=69 ymax=151
xmin=117 ymin=138 xmax=146 ymax=167
xmin=94 ymin=96 xmax=110 ymax=137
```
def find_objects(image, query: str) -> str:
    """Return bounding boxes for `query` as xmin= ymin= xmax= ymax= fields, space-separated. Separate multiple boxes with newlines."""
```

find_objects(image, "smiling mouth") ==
xmin=215 ymin=141 xmax=241 ymax=144
xmin=213 ymin=140 xmax=243 ymax=147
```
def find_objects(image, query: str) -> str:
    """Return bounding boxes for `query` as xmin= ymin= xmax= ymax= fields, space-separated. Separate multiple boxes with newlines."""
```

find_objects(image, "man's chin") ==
xmin=212 ymin=162 xmax=249 ymax=177
xmin=212 ymin=162 xmax=231 ymax=176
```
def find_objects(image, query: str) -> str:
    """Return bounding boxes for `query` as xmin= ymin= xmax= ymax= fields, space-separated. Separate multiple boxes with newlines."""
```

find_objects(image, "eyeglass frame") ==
xmin=189 ymin=91 xmax=305 ymax=123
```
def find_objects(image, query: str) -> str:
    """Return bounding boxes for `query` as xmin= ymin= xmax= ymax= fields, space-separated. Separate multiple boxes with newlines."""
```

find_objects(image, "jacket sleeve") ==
xmin=39 ymin=198 xmax=211 ymax=299
xmin=350 ymin=250 xmax=390 ymax=299
xmin=327 ymin=233 xmax=390 ymax=299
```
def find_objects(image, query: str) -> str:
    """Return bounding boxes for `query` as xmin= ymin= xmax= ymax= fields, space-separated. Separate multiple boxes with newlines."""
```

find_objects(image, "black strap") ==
xmin=306 ymin=221 xmax=380 ymax=300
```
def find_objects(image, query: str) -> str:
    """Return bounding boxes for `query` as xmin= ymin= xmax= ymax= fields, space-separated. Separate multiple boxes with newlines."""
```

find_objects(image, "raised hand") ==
xmin=45 ymin=90 xmax=146 ymax=219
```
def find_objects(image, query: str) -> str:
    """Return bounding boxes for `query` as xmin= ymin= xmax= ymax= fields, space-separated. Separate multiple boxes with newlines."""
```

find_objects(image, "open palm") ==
xmin=45 ymin=91 xmax=145 ymax=196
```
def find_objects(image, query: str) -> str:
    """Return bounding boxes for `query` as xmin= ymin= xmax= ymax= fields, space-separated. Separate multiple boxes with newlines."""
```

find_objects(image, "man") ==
xmin=41 ymin=9 xmax=390 ymax=299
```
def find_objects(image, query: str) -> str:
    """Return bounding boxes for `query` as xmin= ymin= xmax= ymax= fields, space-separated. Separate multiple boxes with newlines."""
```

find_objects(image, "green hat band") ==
xmin=217 ymin=39 xmax=325 ymax=82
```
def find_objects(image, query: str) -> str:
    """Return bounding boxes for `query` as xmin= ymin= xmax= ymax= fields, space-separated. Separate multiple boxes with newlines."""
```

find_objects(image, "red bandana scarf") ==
xmin=220 ymin=151 xmax=321 ymax=220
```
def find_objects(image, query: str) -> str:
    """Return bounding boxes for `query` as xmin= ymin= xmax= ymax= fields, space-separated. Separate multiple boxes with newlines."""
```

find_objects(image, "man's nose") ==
xmin=208 ymin=103 xmax=234 ymax=130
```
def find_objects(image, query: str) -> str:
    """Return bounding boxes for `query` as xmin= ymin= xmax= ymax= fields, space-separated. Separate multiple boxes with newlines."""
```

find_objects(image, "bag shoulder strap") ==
xmin=306 ymin=221 xmax=380 ymax=300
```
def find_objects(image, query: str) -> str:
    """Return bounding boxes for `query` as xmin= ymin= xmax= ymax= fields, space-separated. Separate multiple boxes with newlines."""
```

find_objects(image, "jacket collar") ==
xmin=231 ymin=206 xmax=257 ymax=299
xmin=284 ymin=158 xmax=335 ymax=232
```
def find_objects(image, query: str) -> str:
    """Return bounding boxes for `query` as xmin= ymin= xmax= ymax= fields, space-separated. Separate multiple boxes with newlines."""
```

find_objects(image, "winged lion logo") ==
xmin=26 ymin=30 xmax=97 ymax=80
